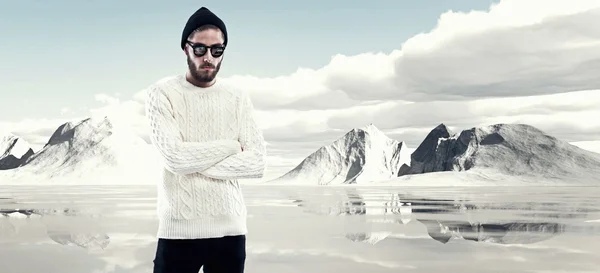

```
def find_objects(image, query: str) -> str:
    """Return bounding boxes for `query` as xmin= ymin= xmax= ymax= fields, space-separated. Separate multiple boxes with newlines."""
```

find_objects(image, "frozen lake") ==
xmin=1 ymin=184 xmax=599 ymax=273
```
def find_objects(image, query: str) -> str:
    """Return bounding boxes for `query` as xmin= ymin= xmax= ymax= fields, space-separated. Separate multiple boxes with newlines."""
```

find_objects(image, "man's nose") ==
xmin=204 ymin=53 xmax=215 ymax=62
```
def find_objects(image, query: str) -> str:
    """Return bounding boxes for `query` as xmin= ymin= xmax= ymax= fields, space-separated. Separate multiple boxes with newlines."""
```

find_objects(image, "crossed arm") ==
xmin=199 ymin=92 xmax=266 ymax=179
xmin=145 ymin=86 xmax=266 ymax=179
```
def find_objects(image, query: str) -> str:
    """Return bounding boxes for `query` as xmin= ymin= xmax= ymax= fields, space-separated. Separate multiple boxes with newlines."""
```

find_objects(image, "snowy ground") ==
xmin=1 ymin=184 xmax=599 ymax=273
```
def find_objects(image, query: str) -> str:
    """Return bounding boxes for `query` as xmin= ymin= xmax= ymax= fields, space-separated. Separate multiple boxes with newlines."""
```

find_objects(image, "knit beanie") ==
xmin=180 ymin=7 xmax=228 ymax=50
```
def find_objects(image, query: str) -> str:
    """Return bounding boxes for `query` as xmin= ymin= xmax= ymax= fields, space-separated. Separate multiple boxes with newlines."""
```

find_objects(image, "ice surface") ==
xmin=1 ymin=185 xmax=599 ymax=273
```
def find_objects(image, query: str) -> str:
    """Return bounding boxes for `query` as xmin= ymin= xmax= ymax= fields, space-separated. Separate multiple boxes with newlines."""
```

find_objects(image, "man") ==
xmin=144 ymin=6 xmax=266 ymax=273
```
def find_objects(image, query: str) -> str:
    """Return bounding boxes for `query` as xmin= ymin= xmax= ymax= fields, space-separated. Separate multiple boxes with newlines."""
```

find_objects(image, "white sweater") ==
xmin=144 ymin=74 xmax=266 ymax=239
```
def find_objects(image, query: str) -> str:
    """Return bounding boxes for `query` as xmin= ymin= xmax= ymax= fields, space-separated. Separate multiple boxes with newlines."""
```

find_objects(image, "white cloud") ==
xmin=222 ymin=50 xmax=399 ymax=110
xmin=571 ymin=141 xmax=600 ymax=154
xmin=87 ymin=91 xmax=150 ymax=142
xmin=220 ymin=0 xmax=600 ymax=107
xmin=326 ymin=89 xmax=600 ymax=141
xmin=222 ymin=68 xmax=337 ymax=110
xmin=389 ymin=2 xmax=600 ymax=101
xmin=59 ymin=107 xmax=74 ymax=116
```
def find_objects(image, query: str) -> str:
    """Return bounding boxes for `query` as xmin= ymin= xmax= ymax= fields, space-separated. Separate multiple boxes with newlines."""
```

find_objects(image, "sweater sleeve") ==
xmin=201 ymin=91 xmax=267 ymax=179
xmin=145 ymin=85 xmax=240 ymax=175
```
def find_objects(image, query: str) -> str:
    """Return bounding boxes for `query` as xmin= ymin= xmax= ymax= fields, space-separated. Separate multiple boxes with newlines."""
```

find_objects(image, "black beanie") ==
xmin=180 ymin=7 xmax=228 ymax=50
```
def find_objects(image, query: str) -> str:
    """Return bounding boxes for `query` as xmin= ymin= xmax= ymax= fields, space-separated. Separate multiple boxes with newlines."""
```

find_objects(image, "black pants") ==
xmin=152 ymin=235 xmax=246 ymax=273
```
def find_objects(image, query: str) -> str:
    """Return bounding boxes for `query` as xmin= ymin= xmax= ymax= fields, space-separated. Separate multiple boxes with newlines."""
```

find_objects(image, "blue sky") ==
xmin=0 ymin=0 xmax=498 ymax=121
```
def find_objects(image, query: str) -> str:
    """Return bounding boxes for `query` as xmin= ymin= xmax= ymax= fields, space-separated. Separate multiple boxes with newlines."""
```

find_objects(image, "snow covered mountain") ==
xmin=0 ymin=134 xmax=34 ymax=170
xmin=267 ymin=124 xmax=411 ymax=185
xmin=267 ymin=122 xmax=600 ymax=186
xmin=2 ymin=116 xmax=598 ymax=186
xmin=0 ymin=117 xmax=160 ymax=185
xmin=398 ymin=123 xmax=600 ymax=182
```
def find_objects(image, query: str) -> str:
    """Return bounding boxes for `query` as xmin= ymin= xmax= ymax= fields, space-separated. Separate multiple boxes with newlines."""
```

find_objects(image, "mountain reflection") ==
xmin=293 ymin=187 xmax=582 ymax=245
xmin=0 ymin=207 xmax=110 ymax=250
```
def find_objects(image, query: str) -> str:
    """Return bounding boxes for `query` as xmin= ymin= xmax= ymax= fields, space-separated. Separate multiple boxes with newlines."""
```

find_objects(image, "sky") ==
xmin=1 ymin=0 xmax=600 ymax=180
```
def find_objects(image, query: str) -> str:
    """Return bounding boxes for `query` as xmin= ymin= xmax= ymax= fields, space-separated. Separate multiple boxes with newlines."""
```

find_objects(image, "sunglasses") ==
xmin=186 ymin=41 xmax=225 ymax=57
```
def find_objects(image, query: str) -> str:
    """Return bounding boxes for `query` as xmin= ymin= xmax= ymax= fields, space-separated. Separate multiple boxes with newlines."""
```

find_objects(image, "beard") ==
xmin=187 ymin=55 xmax=222 ymax=83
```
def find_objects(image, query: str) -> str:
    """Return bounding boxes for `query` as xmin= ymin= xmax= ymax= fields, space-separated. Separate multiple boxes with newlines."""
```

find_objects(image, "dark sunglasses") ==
xmin=186 ymin=41 xmax=225 ymax=57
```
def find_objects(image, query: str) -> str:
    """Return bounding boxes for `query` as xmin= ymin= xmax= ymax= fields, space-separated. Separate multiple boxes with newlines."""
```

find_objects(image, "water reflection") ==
xmin=292 ymin=187 xmax=593 ymax=245
xmin=0 ymin=185 xmax=598 ymax=254
xmin=0 ymin=185 xmax=599 ymax=273
xmin=0 ymin=207 xmax=110 ymax=250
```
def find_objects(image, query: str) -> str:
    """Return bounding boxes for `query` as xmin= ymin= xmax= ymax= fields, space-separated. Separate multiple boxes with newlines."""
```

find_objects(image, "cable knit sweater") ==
xmin=144 ymin=74 xmax=266 ymax=239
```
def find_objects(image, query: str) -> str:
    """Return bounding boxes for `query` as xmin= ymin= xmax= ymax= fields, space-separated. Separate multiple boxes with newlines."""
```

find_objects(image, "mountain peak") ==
xmin=433 ymin=123 xmax=449 ymax=131
xmin=362 ymin=123 xmax=381 ymax=133
xmin=345 ymin=123 xmax=384 ymax=138
xmin=0 ymin=116 xmax=160 ymax=185
xmin=268 ymin=123 xmax=410 ymax=185
xmin=17 ymin=116 xmax=147 ymax=177
xmin=0 ymin=134 xmax=34 ymax=170
xmin=46 ymin=116 xmax=113 ymax=147
xmin=399 ymin=123 xmax=600 ymax=182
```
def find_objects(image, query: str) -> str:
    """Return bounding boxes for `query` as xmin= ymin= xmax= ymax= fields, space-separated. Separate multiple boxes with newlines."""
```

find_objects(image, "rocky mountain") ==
xmin=2 ymin=117 xmax=598 ymax=185
xmin=398 ymin=123 xmax=600 ymax=182
xmin=0 ymin=116 xmax=159 ymax=184
xmin=267 ymin=124 xmax=411 ymax=185
xmin=0 ymin=134 xmax=34 ymax=170
xmin=267 ymin=122 xmax=600 ymax=185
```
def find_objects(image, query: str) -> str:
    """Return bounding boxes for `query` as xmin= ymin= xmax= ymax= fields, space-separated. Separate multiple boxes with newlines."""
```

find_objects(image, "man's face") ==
xmin=185 ymin=28 xmax=225 ymax=84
